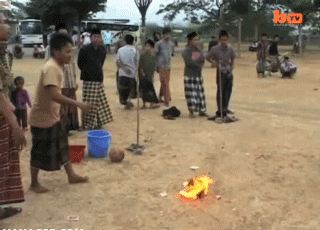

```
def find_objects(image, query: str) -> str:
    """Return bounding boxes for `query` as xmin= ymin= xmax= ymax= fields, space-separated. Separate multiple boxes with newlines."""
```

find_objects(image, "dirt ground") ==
xmin=1 ymin=45 xmax=320 ymax=230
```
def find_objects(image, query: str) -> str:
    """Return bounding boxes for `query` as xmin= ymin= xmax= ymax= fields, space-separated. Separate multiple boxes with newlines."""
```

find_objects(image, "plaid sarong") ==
xmin=83 ymin=81 xmax=113 ymax=129
xmin=0 ymin=114 xmax=25 ymax=205
xmin=184 ymin=75 xmax=206 ymax=113
xmin=31 ymin=122 xmax=69 ymax=171
xmin=60 ymin=88 xmax=79 ymax=132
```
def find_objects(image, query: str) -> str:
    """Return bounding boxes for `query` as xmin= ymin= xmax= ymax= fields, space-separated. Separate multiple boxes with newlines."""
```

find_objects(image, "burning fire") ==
xmin=179 ymin=174 xmax=213 ymax=200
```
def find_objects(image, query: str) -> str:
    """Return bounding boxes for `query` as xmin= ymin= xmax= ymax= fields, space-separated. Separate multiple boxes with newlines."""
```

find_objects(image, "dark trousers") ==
xmin=119 ymin=76 xmax=136 ymax=105
xmin=117 ymin=72 xmax=137 ymax=98
xmin=116 ymin=71 xmax=120 ymax=92
xmin=216 ymin=73 xmax=233 ymax=117
xmin=15 ymin=109 xmax=28 ymax=128
xmin=105 ymin=44 xmax=111 ymax=54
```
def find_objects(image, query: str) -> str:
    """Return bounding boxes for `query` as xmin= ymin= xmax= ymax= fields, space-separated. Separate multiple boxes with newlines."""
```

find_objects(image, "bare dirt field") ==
xmin=1 ymin=45 xmax=320 ymax=230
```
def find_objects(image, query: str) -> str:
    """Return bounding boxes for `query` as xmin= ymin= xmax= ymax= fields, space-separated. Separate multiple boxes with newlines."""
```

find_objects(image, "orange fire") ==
xmin=179 ymin=174 xmax=214 ymax=200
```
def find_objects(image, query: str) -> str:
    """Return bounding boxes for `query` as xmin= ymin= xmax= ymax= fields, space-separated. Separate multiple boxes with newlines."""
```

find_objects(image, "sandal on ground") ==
xmin=189 ymin=112 xmax=196 ymax=118
xmin=0 ymin=207 xmax=22 ymax=220
xmin=199 ymin=112 xmax=208 ymax=117
xmin=125 ymin=102 xmax=134 ymax=110
xmin=150 ymin=104 xmax=160 ymax=109
xmin=208 ymin=115 xmax=218 ymax=121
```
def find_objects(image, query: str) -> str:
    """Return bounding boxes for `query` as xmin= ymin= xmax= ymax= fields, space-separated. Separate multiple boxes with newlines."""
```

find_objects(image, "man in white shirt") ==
xmin=115 ymin=34 xmax=139 ymax=109
xmin=280 ymin=56 xmax=297 ymax=79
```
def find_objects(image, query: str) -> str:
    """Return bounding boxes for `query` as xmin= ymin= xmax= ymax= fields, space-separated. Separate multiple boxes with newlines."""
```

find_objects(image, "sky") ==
xmin=19 ymin=0 xmax=188 ymax=26
xmin=94 ymin=0 xmax=187 ymax=26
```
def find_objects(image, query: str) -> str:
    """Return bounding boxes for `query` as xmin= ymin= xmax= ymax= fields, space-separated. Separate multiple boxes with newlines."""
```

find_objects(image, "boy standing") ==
xmin=115 ymin=34 xmax=139 ymax=109
xmin=29 ymin=33 xmax=92 ymax=193
xmin=138 ymin=40 xmax=160 ymax=109
xmin=206 ymin=30 xmax=236 ymax=121
xmin=257 ymin=33 xmax=269 ymax=77
xmin=10 ymin=76 xmax=32 ymax=131
xmin=155 ymin=27 xmax=174 ymax=106
xmin=268 ymin=34 xmax=280 ymax=73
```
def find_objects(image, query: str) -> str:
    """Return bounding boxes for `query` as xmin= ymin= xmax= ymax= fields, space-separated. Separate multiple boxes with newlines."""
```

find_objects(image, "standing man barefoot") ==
xmin=78 ymin=28 xmax=113 ymax=130
xmin=257 ymin=33 xmax=269 ymax=78
xmin=155 ymin=28 xmax=174 ymax=107
xmin=115 ymin=35 xmax=139 ymax=109
xmin=182 ymin=32 xmax=207 ymax=118
xmin=29 ymin=33 xmax=91 ymax=193
xmin=0 ymin=13 xmax=26 ymax=220
xmin=206 ymin=30 xmax=236 ymax=121
xmin=115 ymin=28 xmax=129 ymax=94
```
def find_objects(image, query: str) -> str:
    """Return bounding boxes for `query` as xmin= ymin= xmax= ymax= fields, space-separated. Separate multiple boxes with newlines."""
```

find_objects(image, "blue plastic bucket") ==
xmin=87 ymin=130 xmax=111 ymax=158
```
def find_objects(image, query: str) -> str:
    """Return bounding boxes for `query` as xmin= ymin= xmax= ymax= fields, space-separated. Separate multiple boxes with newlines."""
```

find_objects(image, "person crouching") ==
xmin=280 ymin=56 xmax=297 ymax=79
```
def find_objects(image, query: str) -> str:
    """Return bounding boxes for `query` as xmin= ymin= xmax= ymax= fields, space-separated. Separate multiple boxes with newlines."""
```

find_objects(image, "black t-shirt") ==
xmin=77 ymin=44 xmax=107 ymax=82
xmin=269 ymin=42 xmax=278 ymax=55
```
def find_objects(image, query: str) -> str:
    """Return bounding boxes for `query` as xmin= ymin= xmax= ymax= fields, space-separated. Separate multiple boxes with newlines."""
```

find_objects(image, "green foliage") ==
xmin=156 ymin=0 xmax=221 ymax=24
xmin=230 ymin=0 xmax=254 ymax=15
xmin=24 ymin=0 xmax=107 ymax=28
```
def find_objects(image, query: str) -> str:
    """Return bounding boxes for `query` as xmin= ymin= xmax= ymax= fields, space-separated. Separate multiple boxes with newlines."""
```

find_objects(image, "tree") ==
xmin=24 ymin=0 xmax=107 ymax=46
xmin=156 ymin=0 xmax=227 ymax=25
xmin=135 ymin=0 xmax=153 ymax=45
xmin=274 ymin=0 xmax=319 ymax=56
xmin=229 ymin=0 xmax=254 ymax=56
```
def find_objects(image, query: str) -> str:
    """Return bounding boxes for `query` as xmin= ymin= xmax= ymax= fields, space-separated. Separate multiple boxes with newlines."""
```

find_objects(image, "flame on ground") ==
xmin=179 ymin=174 xmax=214 ymax=200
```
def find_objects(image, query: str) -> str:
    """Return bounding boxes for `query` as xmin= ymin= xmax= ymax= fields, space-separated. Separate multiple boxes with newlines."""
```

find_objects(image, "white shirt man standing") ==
xmin=115 ymin=34 xmax=139 ymax=110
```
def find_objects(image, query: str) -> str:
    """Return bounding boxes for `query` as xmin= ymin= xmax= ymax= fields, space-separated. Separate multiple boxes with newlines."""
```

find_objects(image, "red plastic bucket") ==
xmin=69 ymin=145 xmax=86 ymax=163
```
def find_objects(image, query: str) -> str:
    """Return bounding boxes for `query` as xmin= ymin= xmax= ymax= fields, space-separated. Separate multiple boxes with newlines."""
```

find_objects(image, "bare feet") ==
xmin=141 ymin=105 xmax=147 ymax=109
xmin=199 ymin=112 xmax=208 ymax=117
xmin=150 ymin=104 xmax=160 ymax=109
xmin=68 ymin=175 xmax=89 ymax=184
xmin=189 ymin=112 xmax=196 ymax=118
xmin=23 ymin=127 xmax=29 ymax=131
xmin=29 ymin=184 xmax=50 ymax=193
xmin=125 ymin=102 xmax=134 ymax=110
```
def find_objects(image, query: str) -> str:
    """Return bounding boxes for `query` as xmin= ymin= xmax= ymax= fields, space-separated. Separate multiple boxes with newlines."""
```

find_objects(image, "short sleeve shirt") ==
xmin=206 ymin=44 xmax=236 ymax=74
xmin=29 ymin=58 xmax=64 ymax=128
xmin=115 ymin=45 xmax=139 ymax=78
xmin=155 ymin=40 xmax=174 ymax=69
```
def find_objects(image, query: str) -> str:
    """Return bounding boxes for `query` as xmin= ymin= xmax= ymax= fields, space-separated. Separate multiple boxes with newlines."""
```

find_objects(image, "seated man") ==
xmin=280 ymin=57 xmax=297 ymax=78
xmin=13 ymin=45 xmax=24 ymax=59
xmin=33 ymin=45 xmax=39 ymax=58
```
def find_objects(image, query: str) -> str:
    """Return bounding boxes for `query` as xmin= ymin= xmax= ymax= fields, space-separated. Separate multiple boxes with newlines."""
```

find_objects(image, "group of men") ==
xmin=257 ymin=33 xmax=297 ymax=78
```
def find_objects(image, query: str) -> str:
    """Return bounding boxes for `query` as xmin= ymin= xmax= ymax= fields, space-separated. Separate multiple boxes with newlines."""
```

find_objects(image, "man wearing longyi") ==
xmin=205 ymin=30 xmax=236 ymax=122
xmin=0 ymin=13 xmax=26 ymax=220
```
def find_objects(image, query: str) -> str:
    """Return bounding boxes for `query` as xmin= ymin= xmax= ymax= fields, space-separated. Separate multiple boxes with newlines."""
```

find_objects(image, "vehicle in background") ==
xmin=18 ymin=19 xmax=43 ymax=47
xmin=249 ymin=41 xmax=259 ymax=52
xmin=80 ymin=20 xmax=140 ymax=45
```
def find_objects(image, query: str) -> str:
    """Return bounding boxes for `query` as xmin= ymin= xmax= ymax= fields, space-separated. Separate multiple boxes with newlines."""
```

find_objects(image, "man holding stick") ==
xmin=206 ymin=30 xmax=236 ymax=122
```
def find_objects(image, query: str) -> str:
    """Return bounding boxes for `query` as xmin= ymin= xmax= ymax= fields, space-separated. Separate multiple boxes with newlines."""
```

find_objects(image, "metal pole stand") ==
xmin=215 ymin=60 xmax=224 ymax=124
xmin=127 ymin=57 xmax=145 ymax=155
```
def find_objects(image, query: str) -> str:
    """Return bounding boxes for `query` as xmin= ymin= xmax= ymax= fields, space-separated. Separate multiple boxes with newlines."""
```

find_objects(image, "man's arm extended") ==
xmin=47 ymin=86 xmax=91 ymax=114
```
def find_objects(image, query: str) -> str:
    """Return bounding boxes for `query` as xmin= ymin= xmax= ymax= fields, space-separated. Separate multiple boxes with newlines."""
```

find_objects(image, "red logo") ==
xmin=274 ymin=10 xmax=304 ymax=24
